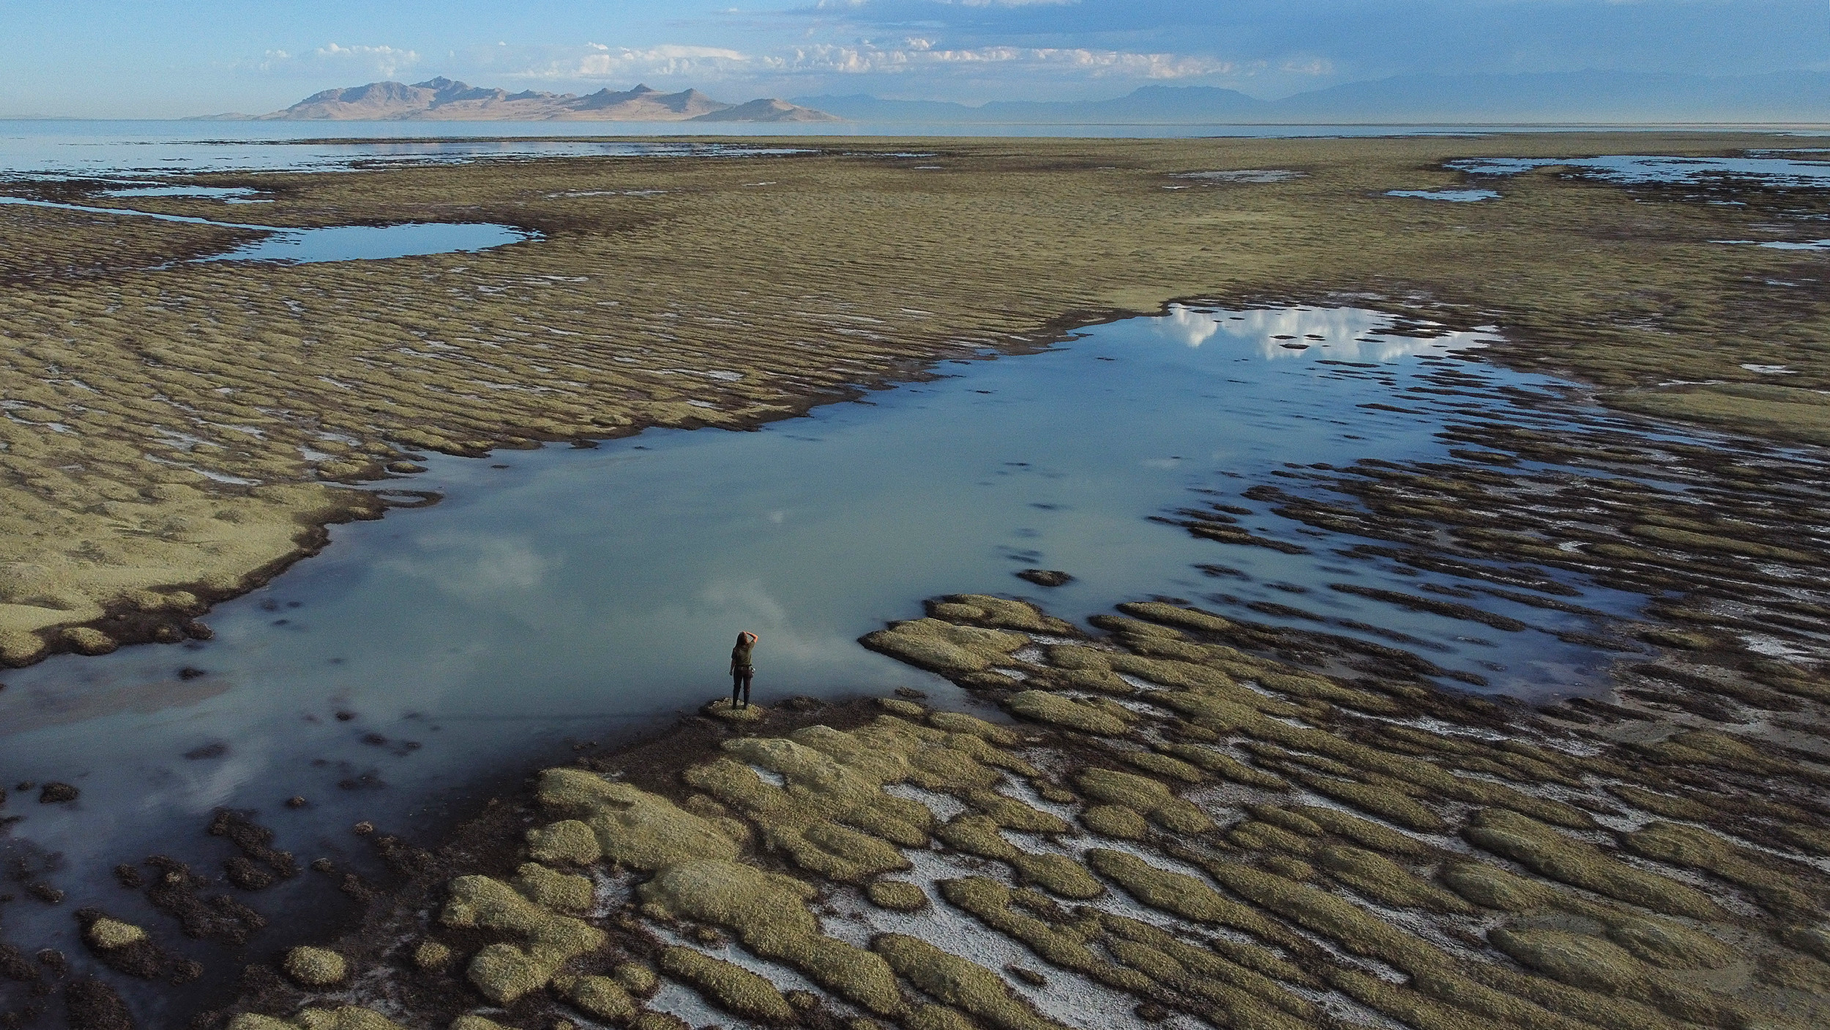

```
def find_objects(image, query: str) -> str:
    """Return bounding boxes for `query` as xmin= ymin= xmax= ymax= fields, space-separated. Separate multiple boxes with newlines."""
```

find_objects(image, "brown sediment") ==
xmin=4 ymin=133 xmax=1830 ymax=665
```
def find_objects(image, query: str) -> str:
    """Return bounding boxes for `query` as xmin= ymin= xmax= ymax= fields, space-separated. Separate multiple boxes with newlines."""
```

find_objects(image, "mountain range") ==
xmin=224 ymin=77 xmax=837 ymax=122
xmin=798 ymin=71 xmax=1830 ymax=125
xmin=214 ymin=70 xmax=1827 ymax=125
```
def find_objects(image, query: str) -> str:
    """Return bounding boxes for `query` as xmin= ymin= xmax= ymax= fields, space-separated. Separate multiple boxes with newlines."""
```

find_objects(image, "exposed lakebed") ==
xmin=0 ymin=303 xmax=1696 ymax=1016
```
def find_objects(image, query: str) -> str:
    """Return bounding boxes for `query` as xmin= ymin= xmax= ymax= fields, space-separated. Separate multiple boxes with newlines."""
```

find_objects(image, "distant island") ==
xmin=206 ymin=77 xmax=837 ymax=122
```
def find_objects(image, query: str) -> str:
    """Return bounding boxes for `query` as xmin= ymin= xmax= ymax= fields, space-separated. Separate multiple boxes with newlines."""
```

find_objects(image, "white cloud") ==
xmin=255 ymin=42 xmax=421 ymax=79
xmin=499 ymin=36 xmax=1229 ymax=86
xmin=762 ymin=42 xmax=1233 ymax=79
xmin=519 ymin=44 xmax=752 ymax=82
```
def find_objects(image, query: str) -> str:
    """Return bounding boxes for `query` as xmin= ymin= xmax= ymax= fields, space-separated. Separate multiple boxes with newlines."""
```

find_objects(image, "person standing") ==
xmin=730 ymin=631 xmax=758 ymax=708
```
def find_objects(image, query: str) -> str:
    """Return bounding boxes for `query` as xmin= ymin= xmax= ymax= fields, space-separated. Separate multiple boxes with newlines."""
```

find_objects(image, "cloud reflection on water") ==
xmin=381 ymin=531 xmax=552 ymax=604
xmin=1155 ymin=303 xmax=1492 ymax=361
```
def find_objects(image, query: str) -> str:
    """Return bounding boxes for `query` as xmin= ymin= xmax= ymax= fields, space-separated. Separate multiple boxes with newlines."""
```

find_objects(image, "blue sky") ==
xmin=0 ymin=0 xmax=1823 ymax=117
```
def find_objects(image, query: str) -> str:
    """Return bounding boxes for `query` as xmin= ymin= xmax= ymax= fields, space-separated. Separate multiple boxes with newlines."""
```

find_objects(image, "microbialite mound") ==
xmin=202 ymin=593 xmax=1828 ymax=1030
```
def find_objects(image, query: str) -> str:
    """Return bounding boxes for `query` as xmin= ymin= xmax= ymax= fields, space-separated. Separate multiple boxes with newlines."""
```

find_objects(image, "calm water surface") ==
xmin=8 ymin=121 xmax=1808 ymax=179
xmin=0 ymin=195 xmax=532 ymax=263
xmin=1450 ymin=153 xmax=1830 ymax=185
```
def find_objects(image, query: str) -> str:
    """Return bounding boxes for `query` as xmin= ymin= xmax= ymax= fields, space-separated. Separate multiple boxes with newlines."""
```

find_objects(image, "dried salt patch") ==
xmin=852 ymin=853 xmax=1165 ymax=1030
xmin=197 ymin=469 xmax=260 ymax=485
xmin=1493 ymin=777 xmax=1610 ymax=816
xmin=586 ymin=866 xmax=636 ymax=920
xmin=1282 ymin=790 xmax=1457 ymax=851
xmin=1333 ymin=887 xmax=1492 ymax=965
xmin=1294 ymin=923 xmax=1410 ymax=985
xmin=1740 ymin=363 xmax=1796 ymax=374
xmin=152 ymin=427 xmax=212 ymax=450
xmin=1232 ymin=677 xmax=1286 ymax=700
xmin=1116 ymin=673 xmax=1162 ymax=692
xmin=1055 ymin=832 xmax=1212 ymax=881
xmin=1520 ymin=733 xmax=1605 ymax=759
xmin=746 ymin=765 xmax=787 ymax=788
xmin=1373 ymin=715 xmax=1509 ymax=744
xmin=647 ymin=979 xmax=763 ymax=1030
xmin=1742 ymin=634 xmax=1815 ymax=659
xmin=1182 ymin=779 xmax=1265 ymax=816
xmin=882 ymin=782 xmax=969 ymax=822
xmin=993 ymin=778 xmax=1079 ymax=824
xmin=1583 ymin=806 xmax=1654 ymax=834
xmin=649 ymin=923 xmax=829 ymax=1007
xmin=1107 ymin=696 xmax=1160 ymax=718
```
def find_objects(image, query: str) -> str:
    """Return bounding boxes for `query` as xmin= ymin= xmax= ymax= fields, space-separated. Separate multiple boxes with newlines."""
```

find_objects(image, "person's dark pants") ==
xmin=732 ymin=669 xmax=753 ymax=708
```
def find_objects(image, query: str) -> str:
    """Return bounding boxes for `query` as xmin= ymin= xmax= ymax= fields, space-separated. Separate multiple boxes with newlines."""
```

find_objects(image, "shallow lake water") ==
xmin=0 ymin=303 xmax=1675 ymax=1017
xmin=0 ymin=195 xmax=532 ymax=264
xmin=0 ymin=122 xmax=814 ymax=178
xmin=196 ymin=222 xmax=532 ymax=264
xmin=1450 ymin=153 xmax=1830 ymax=186
xmin=5 ymin=120 xmax=1743 ymax=179
xmin=1386 ymin=188 xmax=1499 ymax=202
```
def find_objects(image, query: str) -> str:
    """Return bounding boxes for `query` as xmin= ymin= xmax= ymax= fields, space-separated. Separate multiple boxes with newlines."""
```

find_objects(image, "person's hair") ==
xmin=735 ymin=632 xmax=751 ymax=646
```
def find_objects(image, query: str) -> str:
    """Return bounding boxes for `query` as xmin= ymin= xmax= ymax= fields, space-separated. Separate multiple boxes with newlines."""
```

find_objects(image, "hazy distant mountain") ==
xmin=214 ymin=70 xmax=1826 ymax=126
xmin=237 ymin=77 xmax=836 ymax=122
xmin=1269 ymin=71 xmax=1830 ymax=123
xmin=798 ymin=71 xmax=1829 ymax=124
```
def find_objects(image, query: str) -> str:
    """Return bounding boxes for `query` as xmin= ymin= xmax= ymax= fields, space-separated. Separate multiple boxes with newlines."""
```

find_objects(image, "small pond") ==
xmin=0 ymin=195 xmax=533 ymax=264
xmin=100 ymin=184 xmax=264 ymax=201
xmin=1386 ymin=188 xmax=1499 ymax=202
xmin=1449 ymin=154 xmax=1830 ymax=186
xmin=196 ymin=222 xmax=531 ymax=264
